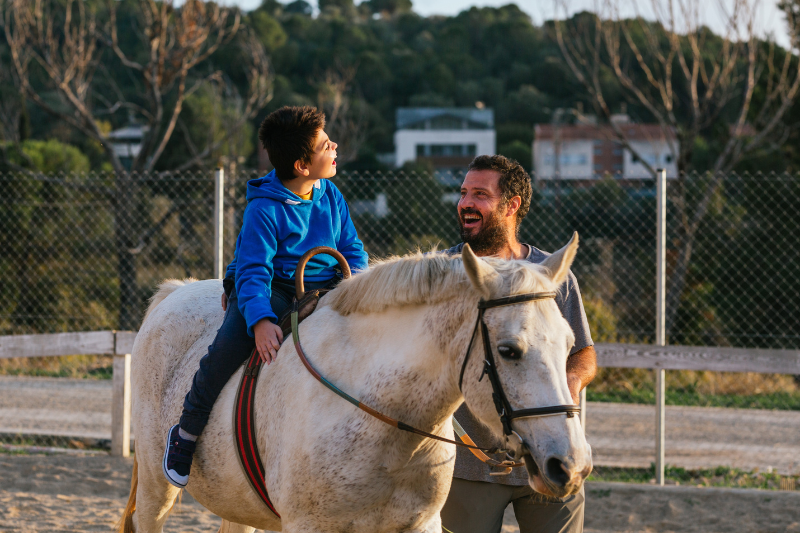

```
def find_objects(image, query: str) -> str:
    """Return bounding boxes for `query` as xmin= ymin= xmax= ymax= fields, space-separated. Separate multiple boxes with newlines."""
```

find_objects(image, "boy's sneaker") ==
xmin=162 ymin=424 xmax=196 ymax=488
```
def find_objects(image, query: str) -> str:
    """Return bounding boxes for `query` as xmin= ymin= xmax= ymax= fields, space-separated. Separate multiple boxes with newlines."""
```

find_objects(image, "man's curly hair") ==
xmin=467 ymin=155 xmax=532 ymax=229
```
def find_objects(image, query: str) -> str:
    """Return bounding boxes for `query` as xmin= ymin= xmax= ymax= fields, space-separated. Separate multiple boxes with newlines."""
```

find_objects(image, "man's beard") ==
xmin=459 ymin=207 xmax=508 ymax=256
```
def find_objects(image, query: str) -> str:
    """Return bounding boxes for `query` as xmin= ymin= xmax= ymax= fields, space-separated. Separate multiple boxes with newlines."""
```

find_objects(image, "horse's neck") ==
xmin=339 ymin=300 xmax=471 ymax=433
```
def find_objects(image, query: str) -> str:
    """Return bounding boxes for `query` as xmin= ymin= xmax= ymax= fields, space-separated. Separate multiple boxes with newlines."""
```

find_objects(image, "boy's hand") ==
xmin=221 ymin=292 xmax=228 ymax=311
xmin=254 ymin=319 xmax=283 ymax=365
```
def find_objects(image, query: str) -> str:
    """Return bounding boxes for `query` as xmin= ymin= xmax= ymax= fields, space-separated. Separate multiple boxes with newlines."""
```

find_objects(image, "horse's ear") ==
xmin=541 ymin=232 xmax=579 ymax=286
xmin=462 ymin=244 xmax=498 ymax=299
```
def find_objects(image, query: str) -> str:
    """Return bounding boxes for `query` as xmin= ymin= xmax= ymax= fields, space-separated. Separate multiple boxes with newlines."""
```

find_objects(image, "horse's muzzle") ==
xmin=525 ymin=444 xmax=592 ymax=498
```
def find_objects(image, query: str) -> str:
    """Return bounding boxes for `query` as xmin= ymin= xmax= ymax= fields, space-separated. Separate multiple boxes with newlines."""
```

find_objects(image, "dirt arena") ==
xmin=1 ymin=453 xmax=799 ymax=533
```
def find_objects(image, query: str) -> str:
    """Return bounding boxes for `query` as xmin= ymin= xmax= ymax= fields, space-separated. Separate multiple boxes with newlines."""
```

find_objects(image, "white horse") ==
xmin=118 ymin=236 xmax=592 ymax=533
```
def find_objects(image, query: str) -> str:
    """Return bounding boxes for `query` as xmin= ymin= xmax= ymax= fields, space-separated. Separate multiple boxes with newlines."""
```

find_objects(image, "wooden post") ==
xmin=112 ymin=351 xmax=132 ymax=457
xmin=655 ymin=168 xmax=667 ymax=485
xmin=214 ymin=168 xmax=225 ymax=280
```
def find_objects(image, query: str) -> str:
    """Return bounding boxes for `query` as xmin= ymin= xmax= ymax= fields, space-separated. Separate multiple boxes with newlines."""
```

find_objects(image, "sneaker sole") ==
xmin=162 ymin=424 xmax=189 ymax=489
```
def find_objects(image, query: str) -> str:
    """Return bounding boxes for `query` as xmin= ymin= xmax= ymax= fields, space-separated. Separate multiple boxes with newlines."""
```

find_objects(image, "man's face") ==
xmin=457 ymin=169 xmax=514 ymax=255
xmin=303 ymin=129 xmax=338 ymax=179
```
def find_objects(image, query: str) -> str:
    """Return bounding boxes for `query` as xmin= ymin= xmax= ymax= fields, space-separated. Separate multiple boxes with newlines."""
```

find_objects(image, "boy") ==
xmin=163 ymin=106 xmax=369 ymax=488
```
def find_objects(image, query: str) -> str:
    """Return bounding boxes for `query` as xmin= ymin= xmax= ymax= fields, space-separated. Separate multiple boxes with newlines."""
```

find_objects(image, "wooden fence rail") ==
xmin=595 ymin=343 xmax=800 ymax=375
xmin=0 ymin=330 xmax=135 ymax=457
xmin=1 ymin=332 xmax=799 ymax=457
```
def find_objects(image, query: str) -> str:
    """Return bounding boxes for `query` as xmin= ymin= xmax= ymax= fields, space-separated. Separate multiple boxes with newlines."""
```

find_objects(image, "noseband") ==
xmin=458 ymin=291 xmax=581 ymax=437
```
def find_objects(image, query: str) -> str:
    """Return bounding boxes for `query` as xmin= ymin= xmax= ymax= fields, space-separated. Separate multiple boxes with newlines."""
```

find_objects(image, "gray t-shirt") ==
xmin=446 ymin=242 xmax=593 ymax=486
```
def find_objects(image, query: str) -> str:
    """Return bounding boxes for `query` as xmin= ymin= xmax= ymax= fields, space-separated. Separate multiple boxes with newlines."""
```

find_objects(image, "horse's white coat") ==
xmin=127 ymin=237 xmax=591 ymax=533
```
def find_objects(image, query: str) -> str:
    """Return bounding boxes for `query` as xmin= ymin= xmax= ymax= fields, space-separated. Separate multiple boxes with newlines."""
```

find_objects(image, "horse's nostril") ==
xmin=545 ymin=457 xmax=571 ymax=487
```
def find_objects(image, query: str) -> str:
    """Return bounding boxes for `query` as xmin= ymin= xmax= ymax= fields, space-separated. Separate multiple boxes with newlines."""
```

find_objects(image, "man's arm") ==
xmin=566 ymin=345 xmax=597 ymax=405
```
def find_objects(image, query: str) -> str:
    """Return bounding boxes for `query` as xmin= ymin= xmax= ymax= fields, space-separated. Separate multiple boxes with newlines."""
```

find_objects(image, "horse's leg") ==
xmin=218 ymin=520 xmax=257 ymax=533
xmin=131 ymin=459 xmax=182 ymax=533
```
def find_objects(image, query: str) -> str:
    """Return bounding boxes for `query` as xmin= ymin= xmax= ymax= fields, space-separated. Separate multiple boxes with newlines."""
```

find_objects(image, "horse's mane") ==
xmin=326 ymin=251 xmax=554 ymax=316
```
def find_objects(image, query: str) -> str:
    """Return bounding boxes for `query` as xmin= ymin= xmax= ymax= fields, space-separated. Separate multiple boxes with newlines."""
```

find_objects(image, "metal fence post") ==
xmin=655 ymin=168 xmax=667 ymax=485
xmin=579 ymin=387 xmax=586 ymax=436
xmin=214 ymin=168 xmax=225 ymax=280
xmin=111 ymin=346 xmax=132 ymax=457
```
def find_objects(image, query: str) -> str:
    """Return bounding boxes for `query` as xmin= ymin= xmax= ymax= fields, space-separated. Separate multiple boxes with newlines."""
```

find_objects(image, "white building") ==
xmin=394 ymin=108 xmax=495 ymax=172
xmin=533 ymin=122 xmax=678 ymax=179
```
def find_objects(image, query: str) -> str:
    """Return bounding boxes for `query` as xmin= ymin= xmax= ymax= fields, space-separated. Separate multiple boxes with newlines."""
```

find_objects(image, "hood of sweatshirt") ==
xmin=246 ymin=170 xmax=327 ymax=205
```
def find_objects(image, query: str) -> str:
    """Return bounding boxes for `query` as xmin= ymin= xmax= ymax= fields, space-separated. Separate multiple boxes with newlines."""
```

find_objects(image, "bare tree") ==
xmin=4 ymin=0 xmax=271 ymax=173
xmin=315 ymin=63 xmax=368 ymax=165
xmin=554 ymin=0 xmax=800 ymax=335
xmin=2 ymin=0 xmax=272 ymax=328
xmin=0 ymin=51 xmax=23 ymax=143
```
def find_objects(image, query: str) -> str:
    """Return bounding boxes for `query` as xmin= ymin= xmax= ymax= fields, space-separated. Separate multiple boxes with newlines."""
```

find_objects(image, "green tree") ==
xmin=363 ymin=0 xmax=413 ymax=16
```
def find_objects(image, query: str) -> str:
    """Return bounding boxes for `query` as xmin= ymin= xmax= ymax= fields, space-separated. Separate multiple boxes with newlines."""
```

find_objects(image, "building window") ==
xmin=665 ymin=154 xmax=674 ymax=163
xmin=594 ymin=148 xmax=603 ymax=156
xmin=545 ymin=153 xmax=588 ymax=166
xmin=420 ymin=144 xmax=477 ymax=157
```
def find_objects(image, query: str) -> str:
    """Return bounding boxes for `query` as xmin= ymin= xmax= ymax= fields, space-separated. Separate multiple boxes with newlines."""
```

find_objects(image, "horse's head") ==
xmin=460 ymin=233 xmax=592 ymax=498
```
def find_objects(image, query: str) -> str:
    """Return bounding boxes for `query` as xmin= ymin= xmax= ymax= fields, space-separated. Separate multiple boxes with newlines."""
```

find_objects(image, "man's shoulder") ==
xmin=525 ymin=244 xmax=551 ymax=265
xmin=444 ymin=242 xmax=551 ymax=263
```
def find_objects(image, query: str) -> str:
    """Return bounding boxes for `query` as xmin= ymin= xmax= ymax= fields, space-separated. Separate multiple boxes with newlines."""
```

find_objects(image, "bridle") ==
xmin=459 ymin=292 xmax=581 ymax=439
xmin=290 ymin=247 xmax=580 ymax=473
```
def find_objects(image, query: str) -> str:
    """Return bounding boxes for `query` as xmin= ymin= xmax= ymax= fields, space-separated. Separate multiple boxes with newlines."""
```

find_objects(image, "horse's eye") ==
xmin=497 ymin=344 xmax=522 ymax=360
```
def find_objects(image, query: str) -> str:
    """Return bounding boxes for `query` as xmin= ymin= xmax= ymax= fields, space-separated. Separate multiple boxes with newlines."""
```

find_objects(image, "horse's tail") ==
xmin=116 ymin=453 xmax=138 ymax=533
xmin=144 ymin=278 xmax=197 ymax=322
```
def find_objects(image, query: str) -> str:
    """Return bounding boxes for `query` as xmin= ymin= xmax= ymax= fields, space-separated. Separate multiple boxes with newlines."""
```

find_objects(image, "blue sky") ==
xmin=227 ymin=0 xmax=792 ymax=49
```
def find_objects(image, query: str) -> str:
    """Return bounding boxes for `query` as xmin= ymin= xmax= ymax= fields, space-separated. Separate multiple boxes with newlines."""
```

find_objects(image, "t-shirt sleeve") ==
xmin=557 ymin=270 xmax=594 ymax=354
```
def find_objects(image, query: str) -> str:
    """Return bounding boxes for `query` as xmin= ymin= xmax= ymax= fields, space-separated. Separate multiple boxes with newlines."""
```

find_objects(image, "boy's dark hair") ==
xmin=259 ymin=106 xmax=326 ymax=181
xmin=467 ymin=154 xmax=532 ymax=227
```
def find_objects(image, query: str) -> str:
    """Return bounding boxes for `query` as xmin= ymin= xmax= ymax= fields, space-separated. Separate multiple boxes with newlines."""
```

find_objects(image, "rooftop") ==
xmin=535 ymin=123 xmax=677 ymax=141
xmin=396 ymin=107 xmax=494 ymax=130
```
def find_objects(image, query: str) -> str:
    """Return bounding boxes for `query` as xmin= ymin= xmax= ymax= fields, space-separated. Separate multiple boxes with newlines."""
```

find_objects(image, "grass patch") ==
xmin=0 ymin=354 xmax=113 ymax=379
xmin=588 ymin=389 xmax=800 ymax=410
xmin=590 ymin=464 xmax=799 ymax=491
xmin=588 ymin=368 xmax=800 ymax=410
xmin=0 ymin=432 xmax=110 ymax=452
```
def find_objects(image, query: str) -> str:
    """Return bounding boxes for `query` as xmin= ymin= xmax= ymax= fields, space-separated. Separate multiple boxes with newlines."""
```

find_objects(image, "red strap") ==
xmin=233 ymin=350 xmax=280 ymax=517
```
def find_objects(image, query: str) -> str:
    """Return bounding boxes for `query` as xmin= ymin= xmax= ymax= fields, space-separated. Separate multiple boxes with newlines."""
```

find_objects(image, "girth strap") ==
xmin=233 ymin=351 xmax=281 ymax=518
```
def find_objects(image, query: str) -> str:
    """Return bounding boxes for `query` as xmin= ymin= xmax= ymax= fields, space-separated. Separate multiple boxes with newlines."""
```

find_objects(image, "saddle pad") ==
xmin=233 ymin=350 xmax=280 ymax=518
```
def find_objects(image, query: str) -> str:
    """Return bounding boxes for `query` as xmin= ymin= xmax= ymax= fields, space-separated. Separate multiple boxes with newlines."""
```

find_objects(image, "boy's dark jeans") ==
xmin=179 ymin=276 xmax=336 ymax=437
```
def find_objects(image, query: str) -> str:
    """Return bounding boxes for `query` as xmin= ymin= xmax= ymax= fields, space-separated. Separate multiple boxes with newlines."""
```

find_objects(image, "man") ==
xmin=441 ymin=155 xmax=597 ymax=533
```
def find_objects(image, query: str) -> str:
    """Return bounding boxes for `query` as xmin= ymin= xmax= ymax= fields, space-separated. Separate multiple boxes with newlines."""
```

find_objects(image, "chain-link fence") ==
xmin=1 ymin=169 xmax=798 ymax=481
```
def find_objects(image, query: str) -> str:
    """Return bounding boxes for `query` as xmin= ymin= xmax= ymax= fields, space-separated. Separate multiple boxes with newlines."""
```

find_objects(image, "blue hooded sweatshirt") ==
xmin=232 ymin=171 xmax=368 ymax=336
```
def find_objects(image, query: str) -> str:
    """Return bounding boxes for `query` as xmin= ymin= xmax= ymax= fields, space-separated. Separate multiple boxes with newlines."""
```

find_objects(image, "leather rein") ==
xmin=290 ymin=247 xmax=580 ymax=474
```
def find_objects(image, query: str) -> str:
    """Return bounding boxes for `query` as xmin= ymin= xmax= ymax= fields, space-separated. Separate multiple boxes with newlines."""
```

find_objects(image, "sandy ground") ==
xmin=1 ymin=454 xmax=799 ymax=533
xmin=3 ymin=376 xmax=800 ymax=473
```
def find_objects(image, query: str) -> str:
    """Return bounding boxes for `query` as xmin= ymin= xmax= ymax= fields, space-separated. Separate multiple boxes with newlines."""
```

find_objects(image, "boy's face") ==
xmin=298 ymin=129 xmax=338 ymax=180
